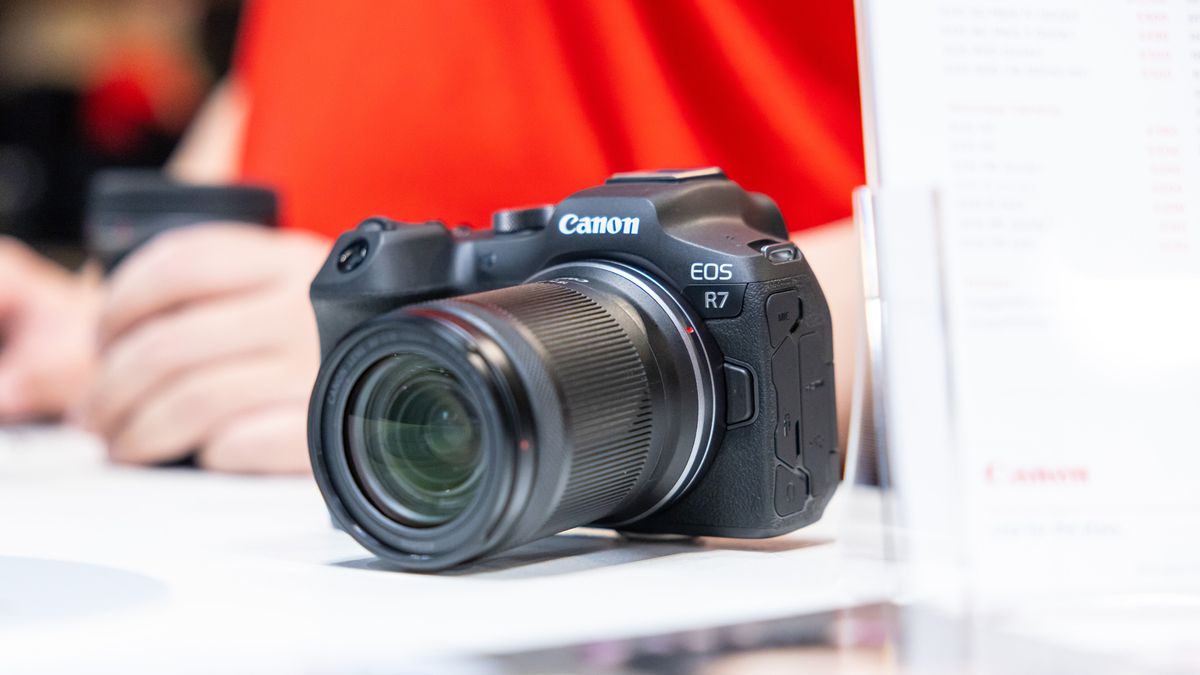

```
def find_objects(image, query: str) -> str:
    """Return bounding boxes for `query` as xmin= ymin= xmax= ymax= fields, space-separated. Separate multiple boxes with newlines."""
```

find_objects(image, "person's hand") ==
xmin=0 ymin=237 xmax=101 ymax=422
xmin=80 ymin=224 xmax=330 ymax=473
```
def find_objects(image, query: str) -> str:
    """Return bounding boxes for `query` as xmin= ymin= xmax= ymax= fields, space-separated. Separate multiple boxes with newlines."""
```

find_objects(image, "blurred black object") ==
xmin=85 ymin=169 xmax=277 ymax=273
xmin=0 ymin=1 xmax=245 ymax=262
xmin=201 ymin=1 xmax=245 ymax=79
xmin=0 ymin=88 xmax=93 ymax=252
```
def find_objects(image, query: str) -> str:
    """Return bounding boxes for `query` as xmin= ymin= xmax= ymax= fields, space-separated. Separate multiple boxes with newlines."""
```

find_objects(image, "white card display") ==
xmin=856 ymin=0 xmax=1200 ymax=601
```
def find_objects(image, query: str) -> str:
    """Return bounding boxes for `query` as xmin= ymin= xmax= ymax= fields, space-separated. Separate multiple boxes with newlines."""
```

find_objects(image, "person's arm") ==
xmin=167 ymin=77 xmax=249 ymax=183
xmin=792 ymin=219 xmax=862 ymax=457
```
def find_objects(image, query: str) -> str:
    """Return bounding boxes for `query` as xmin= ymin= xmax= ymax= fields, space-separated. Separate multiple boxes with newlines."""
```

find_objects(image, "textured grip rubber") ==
xmin=459 ymin=282 xmax=654 ymax=533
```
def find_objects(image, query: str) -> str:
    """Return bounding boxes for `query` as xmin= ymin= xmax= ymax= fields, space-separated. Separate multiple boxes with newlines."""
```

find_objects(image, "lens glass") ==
xmin=345 ymin=353 xmax=486 ymax=527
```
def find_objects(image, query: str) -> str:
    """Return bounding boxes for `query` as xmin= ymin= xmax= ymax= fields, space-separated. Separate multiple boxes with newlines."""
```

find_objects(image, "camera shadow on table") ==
xmin=0 ymin=557 xmax=169 ymax=624
xmin=333 ymin=531 xmax=832 ymax=580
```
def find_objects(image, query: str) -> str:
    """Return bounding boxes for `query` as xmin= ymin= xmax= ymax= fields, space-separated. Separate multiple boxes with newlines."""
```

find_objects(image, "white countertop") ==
xmin=0 ymin=428 xmax=893 ymax=674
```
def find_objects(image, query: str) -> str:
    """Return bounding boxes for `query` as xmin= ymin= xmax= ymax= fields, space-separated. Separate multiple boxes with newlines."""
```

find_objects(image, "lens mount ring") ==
xmin=308 ymin=311 xmax=536 ymax=571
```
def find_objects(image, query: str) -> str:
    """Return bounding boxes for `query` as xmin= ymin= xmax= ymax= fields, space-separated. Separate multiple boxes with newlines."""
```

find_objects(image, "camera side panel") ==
xmin=622 ymin=270 xmax=839 ymax=538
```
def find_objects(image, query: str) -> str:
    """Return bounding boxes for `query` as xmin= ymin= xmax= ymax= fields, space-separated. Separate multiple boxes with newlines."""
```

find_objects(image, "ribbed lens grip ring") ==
xmin=447 ymin=280 xmax=657 ymax=535
xmin=429 ymin=259 xmax=719 ymax=552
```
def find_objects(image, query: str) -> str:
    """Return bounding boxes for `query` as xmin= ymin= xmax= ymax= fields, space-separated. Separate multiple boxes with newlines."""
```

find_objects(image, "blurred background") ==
xmin=0 ymin=0 xmax=241 ymax=263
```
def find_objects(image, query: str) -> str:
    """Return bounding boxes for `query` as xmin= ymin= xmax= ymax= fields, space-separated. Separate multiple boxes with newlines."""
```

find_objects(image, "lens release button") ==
xmin=765 ymin=290 xmax=801 ymax=348
xmin=722 ymin=362 xmax=755 ymax=426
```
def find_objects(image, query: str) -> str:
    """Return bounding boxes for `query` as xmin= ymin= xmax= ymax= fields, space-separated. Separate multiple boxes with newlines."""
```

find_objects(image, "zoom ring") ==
xmin=459 ymin=281 xmax=654 ymax=535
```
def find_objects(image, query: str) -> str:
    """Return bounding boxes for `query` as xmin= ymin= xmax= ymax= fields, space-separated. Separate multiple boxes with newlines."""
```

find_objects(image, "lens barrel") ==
xmin=310 ymin=261 xmax=721 ymax=570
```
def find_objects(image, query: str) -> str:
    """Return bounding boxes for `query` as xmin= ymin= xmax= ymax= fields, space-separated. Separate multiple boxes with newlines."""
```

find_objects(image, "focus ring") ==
xmin=455 ymin=282 xmax=654 ymax=534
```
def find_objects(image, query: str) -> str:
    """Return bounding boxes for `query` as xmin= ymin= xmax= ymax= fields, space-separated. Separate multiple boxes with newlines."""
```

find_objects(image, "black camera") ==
xmin=308 ymin=168 xmax=838 ymax=571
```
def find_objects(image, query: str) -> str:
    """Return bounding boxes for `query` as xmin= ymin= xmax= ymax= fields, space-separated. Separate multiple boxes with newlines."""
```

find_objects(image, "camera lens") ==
xmin=344 ymin=354 xmax=484 ymax=527
xmin=310 ymin=261 xmax=722 ymax=570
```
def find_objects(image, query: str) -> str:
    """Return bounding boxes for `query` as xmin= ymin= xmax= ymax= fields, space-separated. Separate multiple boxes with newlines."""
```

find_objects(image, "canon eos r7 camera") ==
xmin=308 ymin=168 xmax=838 ymax=571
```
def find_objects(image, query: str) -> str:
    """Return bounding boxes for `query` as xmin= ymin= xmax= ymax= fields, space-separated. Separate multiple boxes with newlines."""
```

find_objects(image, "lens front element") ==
xmin=345 ymin=354 xmax=486 ymax=528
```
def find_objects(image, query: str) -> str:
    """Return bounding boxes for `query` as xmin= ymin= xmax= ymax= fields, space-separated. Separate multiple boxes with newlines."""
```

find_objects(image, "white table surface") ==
xmin=0 ymin=428 xmax=893 ymax=674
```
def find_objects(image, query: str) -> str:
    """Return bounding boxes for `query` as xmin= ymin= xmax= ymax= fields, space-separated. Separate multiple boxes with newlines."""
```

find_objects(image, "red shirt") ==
xmin=236 ymin=1 xmax=863 ymax=236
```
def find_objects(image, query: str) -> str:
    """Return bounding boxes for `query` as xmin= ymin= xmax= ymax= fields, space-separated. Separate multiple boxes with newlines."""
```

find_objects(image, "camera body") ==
xmin=311 ymin=168 xmax=837 ymax=541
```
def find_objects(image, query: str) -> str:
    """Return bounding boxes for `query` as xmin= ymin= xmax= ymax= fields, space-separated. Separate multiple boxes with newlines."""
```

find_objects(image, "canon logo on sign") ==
xmin=557 ymin=214 xmax=640 ymax=236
